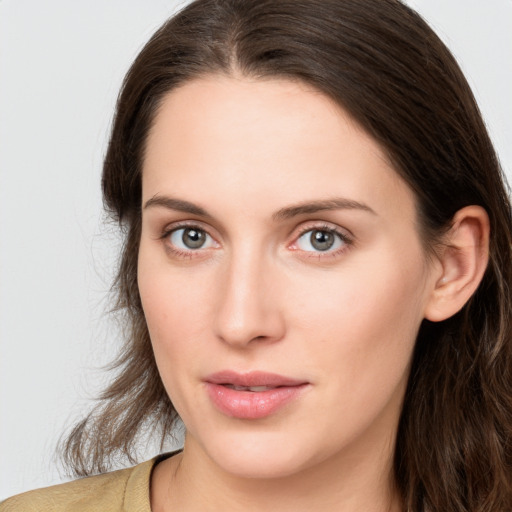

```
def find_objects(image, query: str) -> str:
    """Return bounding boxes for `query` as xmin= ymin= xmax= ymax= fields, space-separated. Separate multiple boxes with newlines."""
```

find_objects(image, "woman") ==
xmin=2 ymin=0 xmax=511 ymax=510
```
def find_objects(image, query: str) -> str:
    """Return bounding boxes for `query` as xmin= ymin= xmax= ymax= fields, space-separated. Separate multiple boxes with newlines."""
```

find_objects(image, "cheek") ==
xmin=286 ymin=250 xmax=428 ymax=387
xmin=294 ymin=262 xmax=423 ymax=321
xmin=138 ymin=240 xmax=207 ymax=330
xmin=137 ymin=251 xmax=215 ymax=377
xmin=138 ymin=260 xmax=208 ymax=416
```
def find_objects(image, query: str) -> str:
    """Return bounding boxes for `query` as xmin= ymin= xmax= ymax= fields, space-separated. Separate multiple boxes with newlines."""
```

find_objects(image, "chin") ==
xmin=195 ymin=428 xmax=322 ymax=480
xmin=215 ymin=450 xmax=309 ymax=480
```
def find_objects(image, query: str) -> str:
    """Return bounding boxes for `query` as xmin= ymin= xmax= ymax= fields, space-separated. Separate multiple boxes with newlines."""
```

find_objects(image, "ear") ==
xmin=424 ymin=205 xmax=490 ymax=322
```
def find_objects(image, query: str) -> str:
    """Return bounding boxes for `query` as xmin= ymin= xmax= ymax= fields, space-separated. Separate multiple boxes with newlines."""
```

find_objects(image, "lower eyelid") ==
xmin=158 ymin=222 xmax=352 ymax=260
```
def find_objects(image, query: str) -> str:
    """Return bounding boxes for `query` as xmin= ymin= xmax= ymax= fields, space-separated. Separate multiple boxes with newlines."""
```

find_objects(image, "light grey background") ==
xmin=1 ymin=0 xmax=511 ymax=500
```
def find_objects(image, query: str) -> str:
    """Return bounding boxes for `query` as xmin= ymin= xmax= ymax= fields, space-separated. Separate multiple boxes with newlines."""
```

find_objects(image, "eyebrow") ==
xmin=143 ymin=195 xmax=376 ymax=220
xmin=272 ymin=198 xmax=376 ymax=221
xmin=144 ymin=195 xmax=213 ymax=218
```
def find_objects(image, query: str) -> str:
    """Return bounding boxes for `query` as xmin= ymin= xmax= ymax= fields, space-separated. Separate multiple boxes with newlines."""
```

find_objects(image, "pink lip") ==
xmin=204 ymin=371 xmax=309 ymax=420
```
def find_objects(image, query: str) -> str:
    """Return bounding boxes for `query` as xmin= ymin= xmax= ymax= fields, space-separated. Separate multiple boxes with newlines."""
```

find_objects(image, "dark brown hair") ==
xmin=62 ymin=1 xmax=512 ymax=510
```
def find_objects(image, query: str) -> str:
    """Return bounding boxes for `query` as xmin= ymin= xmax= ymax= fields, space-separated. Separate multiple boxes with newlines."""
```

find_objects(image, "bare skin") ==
xmin=139 ymin=75 xmax=489 ymax=511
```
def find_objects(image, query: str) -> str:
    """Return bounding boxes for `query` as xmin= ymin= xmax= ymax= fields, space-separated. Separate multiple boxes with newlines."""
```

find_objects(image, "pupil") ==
xmin=183 ymin=228 xmax=206 ymax=249
xmin=311 ymin=230 xmax=334 ymax=251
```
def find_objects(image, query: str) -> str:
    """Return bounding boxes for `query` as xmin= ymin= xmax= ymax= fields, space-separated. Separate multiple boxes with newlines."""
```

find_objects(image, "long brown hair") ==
xmin=62 ymin=1 xmax=512 ymax=509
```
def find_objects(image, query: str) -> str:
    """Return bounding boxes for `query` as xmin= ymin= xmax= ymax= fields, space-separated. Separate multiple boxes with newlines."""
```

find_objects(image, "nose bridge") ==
xmin=214 ymin=243 xmax=284 ymax=347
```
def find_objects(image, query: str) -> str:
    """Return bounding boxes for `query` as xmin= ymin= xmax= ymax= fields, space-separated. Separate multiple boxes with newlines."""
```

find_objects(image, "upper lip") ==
xmin=205 ymin=370 xmax=308 ymax=387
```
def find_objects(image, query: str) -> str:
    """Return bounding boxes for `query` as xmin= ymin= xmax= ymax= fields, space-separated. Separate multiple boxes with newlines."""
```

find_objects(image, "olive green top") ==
xmin=0 ymin=454 xmax=169 ymax=511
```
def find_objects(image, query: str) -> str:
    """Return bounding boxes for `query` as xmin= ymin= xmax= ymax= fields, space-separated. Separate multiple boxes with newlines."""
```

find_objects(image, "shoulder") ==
xmin=0 ymin=457 xmax=159 ymax=512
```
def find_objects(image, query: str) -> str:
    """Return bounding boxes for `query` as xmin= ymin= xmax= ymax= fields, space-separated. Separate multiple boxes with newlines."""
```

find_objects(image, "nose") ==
xmin=213 ymin=249 xmax=286 ymax=348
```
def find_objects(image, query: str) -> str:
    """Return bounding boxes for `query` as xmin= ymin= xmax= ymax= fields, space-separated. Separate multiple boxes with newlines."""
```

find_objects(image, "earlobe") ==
xmin=424 ymin=205 xmax=490 ymax=322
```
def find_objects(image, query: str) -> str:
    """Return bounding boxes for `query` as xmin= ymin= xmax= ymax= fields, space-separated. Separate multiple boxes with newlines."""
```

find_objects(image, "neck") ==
xmin=152 ymin=436 xmax=402 ymax=512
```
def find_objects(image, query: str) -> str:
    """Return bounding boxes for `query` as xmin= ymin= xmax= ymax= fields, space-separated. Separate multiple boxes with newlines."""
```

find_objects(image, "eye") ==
xmin=168 ymin=227 xmax=216 ymax=251
xmin=295 ymin=228 xmax=347 ymax=252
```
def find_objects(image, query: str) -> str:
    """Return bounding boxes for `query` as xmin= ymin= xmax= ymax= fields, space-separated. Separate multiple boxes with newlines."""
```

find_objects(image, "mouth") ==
xmin=205 ymin=370 xmax=308 ymax=388
xmin=204 ymin=371 xmax=310 ymax=419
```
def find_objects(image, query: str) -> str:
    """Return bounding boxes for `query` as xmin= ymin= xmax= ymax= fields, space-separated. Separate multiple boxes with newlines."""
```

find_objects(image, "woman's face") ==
xmin=138 ymin=76 xmax=439 ymax=479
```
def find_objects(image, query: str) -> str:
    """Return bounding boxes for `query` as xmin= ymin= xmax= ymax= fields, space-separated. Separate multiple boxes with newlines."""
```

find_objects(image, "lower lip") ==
xmin=206 ymin=383 xmax=308 ymax=419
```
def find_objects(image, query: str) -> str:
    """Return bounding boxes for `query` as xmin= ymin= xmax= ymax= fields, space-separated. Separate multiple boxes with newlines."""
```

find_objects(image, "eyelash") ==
xmin=159 ymin=222 xmax=353 ymax=260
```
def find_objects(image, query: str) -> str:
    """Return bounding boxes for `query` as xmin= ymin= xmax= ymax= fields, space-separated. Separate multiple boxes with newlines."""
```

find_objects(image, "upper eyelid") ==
xmin=292 ymin=220 xmax=354 ymax=240
xmin=161 ymin=219 xmax=351 ymax=235
xmin=161 ymin=220 xmax=217 ymax=237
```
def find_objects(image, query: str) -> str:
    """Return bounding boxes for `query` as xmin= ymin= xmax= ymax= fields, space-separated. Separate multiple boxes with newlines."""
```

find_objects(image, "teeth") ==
xmin=248 ymin=386 xmax=272 ymax=392
xmin=225 ymin=385 xmax=275 ymax=392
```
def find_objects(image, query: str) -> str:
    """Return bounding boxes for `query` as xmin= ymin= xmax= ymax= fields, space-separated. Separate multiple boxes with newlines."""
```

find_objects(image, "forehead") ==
xmin=142 ymin=75 xmax=415 ymax=222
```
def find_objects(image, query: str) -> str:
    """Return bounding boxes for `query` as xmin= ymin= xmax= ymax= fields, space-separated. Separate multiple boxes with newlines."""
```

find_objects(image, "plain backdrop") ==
xmin=1 ymin=0 xmax=511 ymax=501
